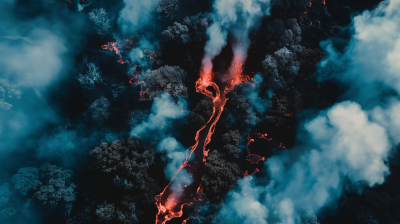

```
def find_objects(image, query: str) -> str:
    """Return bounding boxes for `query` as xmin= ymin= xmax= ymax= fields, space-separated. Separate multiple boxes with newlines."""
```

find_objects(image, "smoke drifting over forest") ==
xmin=2 ymin=0 xmax=400 ymax=224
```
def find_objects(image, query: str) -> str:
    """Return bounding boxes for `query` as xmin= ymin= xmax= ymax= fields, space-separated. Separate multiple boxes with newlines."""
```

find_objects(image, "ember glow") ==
xmin=255 ymin=133 xmax=273 ymax=141
xmin=246 ymin=139 xmax=266 ymax=164
xmin=243 ymin=168 xmax=260 ymax=180
xmin=129 ymin=75 xmax=149 ymax=101
xmin=155 ymin=56 xmax=249 ymax=224
xmin=102 ymin=42 xmax=129 ymax=64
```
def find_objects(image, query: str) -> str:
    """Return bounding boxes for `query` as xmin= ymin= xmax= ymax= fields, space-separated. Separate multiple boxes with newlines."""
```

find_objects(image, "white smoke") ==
xmin=215 ymin=101 xmax=392 ymax=223
xmin=157 ymin=137 xmax=187 ymax=180
xmin=215 ymin=1 xmax=400 ymax=222
xmin=217 ymin=178 xmax=269 ymax=224
xmin=133 ymin=93 xmax=190 ymax=194
xmin=118 ymin=0 xmax=161 ymax=34
xmin=0 ymin=29 xmax=67 ymax=91
xmin=317 ymin=0 xmax=400 ymax=105
xmin=371 ymin=99 xmax=400 ymax=143
xmin=244 ymin=74 xmax=269 ymax=114
xmin=157 ymin=137 xmax=193 ymax=194
xmin=170 ymin=168 xmax=193 ymax=194
xmin=0 ymin=0 xmax=78 ymax=156
xmin=130 ymin=92 xmax=187 ymax=137
xmin=129 ymin=38 xmax=155 ymax=71
xmin=202 ymin=0 xmax=271 ymax=72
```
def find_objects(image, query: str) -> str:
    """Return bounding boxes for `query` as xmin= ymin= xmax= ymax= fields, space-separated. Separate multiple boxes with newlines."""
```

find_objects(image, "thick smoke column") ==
xmin=201 ymin=0 xmax=271 ymax=75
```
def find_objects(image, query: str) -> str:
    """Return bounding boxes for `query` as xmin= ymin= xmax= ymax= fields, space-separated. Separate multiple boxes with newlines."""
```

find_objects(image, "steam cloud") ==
xmin=214 ymin=0 xmax=400 ymax=223
xmin=129 ymin=38 xmax=156 ymax=71
xmin=317 ymin=0 xmax=400 ymax=105
xmin=118 ymin=0 xmax=161 ymax=34
xmin=0 ymin=0 xmax=82 ymax=156
xmin=202 ymin=0 xmax=271 ymax=72
xmin=216 ymin=101 xmax=393 ymax=223
xmin=157 ymin=137 xmax=188 ymax=180
xmin=0 ymin=30 xmax=66 ymax=90
xmin=131 ymin=92 xmax=187 ymax=138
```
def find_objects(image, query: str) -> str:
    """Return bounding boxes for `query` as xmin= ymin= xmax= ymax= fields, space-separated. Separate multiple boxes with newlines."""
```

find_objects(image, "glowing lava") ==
xmin=243 ymin=168 xmax=260 ymax=180
xmin=246 ymin=139 xmax=266 ymax=164
xmin=129 ymin=75 xmax=150 ymax=101
xmin=102 ymin=42 xmax=129 ymax=64
xmin=255 ymin=133 xmax=273 ymax=141
xmin=155 ymin=58 xmax=249 ymax=224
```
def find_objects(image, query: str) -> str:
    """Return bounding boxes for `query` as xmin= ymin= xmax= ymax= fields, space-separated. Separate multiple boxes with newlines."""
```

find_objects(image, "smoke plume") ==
xmin=202 ymin=0 xmax=271 ymax=73
xmin=214 ymin=0 xmax=400 ymax=223
xmin=215 ymin=100 xmax=393 ymax=223
xmin=317 ymin=0 xmax=400 ymax=105
xmin=118 ymin=0 xmax=161 ymax=34
xmin=131 ymin=92 xmax=187 ymax=138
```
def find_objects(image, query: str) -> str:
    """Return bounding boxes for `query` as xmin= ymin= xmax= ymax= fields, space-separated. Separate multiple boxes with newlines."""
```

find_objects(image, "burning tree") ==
xmin=89 ymin=8 xmax=112 ymax=35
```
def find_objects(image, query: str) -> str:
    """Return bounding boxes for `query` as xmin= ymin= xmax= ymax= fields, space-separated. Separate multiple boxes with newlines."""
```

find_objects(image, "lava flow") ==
xmin=129 ymin=75 xmax=150 ymax=101
xmin=155 ymin=58 xmax=249 ymax=224
xmin=246 ymin=139 xmax=266 ymax=164
xmin=102 ymin=42 xmax=129 ymax=64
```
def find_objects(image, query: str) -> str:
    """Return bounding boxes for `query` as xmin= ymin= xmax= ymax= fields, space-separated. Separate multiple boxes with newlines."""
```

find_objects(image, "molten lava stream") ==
xmin=155 ymin=82 xmax=227 ymax=224
xmin=155 ymin=58 xmax=247 ymax=224
xmin=246 ymin=139 xmax=266 ymax=164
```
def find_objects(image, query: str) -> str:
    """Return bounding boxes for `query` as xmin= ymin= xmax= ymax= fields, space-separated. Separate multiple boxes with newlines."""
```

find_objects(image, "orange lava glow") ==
xmin=255 ymin=133 xmax=273 ymax=141
xmin=155 ymin=57 xmax=249 ymax=224
xmin=102 ymin=42 xmax=129 ymax=64
xmin=129 ymin=75 xmax=149 ymax=101
xmin=285 ymin=112 xmax=293 ymax=117
xmin=243 ymin=168 xmax=260 ymax=180
xmin=246 ymin=139 xmax=266 ymax=164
